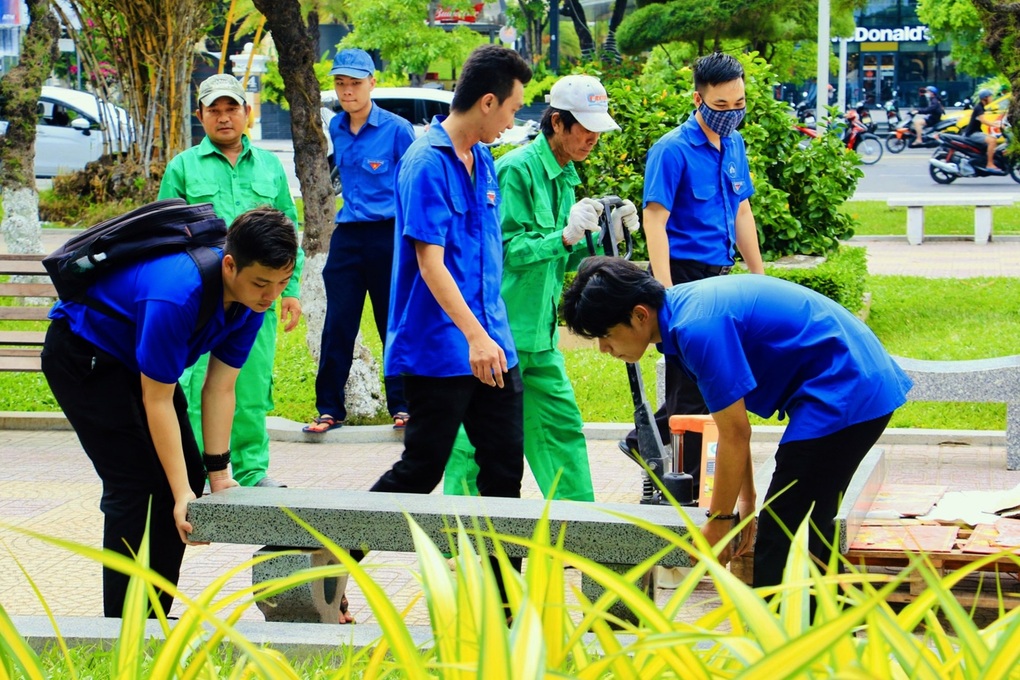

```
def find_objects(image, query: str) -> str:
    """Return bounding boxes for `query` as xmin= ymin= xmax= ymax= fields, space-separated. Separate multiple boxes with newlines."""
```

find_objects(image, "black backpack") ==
xmin=43 ymin=198 xmax=228 ymax=336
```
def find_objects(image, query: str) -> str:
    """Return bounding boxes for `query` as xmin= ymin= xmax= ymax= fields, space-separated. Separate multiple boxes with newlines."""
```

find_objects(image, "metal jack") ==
xmin=589 ymin=196 xmax=695 ymax=507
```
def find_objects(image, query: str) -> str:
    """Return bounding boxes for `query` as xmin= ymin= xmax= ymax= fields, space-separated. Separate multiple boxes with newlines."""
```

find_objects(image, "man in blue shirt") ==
xmin=41 ymin=208 xmax=298 ymax=618
xmin=625 ymin=52 xmax=766 ymax=493
xmin=562 ymin=257 xmax=912 ymax=588
xmin=304 ymin=49 xmax=416 ymax=434
xmin=372 ymin=44 xmax=531 ymax=502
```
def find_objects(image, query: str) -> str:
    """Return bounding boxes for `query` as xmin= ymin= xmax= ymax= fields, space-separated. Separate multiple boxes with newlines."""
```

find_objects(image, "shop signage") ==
xmin=840 ymin=25 xmax=931 ymax=43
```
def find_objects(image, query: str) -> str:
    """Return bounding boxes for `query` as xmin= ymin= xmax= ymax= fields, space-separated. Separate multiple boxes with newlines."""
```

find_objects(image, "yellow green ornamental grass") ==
xmin=3 ymin=506 xmax=1020 ymax=679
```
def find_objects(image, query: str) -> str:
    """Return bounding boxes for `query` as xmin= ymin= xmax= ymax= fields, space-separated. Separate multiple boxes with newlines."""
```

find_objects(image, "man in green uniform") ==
xmin=158 ymin=73 xmax=305 ymax=487
xmin=443 ymin=74 xmax=637 ymax=501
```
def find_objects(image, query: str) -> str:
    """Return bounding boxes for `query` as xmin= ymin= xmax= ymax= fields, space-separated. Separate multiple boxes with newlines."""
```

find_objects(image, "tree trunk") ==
xmin=561 ymin=0 xmax=595 ymax=61
xmin=603 ymin=0 xmax=628 ymax=62
xmin=0 ymin=0 xmax=58 ymax=256
xmin=251 ymin=0 xmax=385 ymax=420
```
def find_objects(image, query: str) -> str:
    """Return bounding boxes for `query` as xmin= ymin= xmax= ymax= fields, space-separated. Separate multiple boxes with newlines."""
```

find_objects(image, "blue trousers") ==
xmin=315 ymin=220 xmax=405 ymax=420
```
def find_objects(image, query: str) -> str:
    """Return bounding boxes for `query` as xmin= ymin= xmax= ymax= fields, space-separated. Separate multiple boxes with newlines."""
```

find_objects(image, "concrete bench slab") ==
xmin=188 ymin=488 xmax=701 ymax=566
xmin=188 ymin=488 xmax=705 ymax=624
xmin=886 ymin=195 xmax=1015 ymax=245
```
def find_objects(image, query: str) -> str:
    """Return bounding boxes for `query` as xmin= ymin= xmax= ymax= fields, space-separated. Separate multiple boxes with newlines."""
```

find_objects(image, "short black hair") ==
xmin=561 ymin=257 xmax=665 ymax=339
xmin=225 ymin=207 xmax=298 ymax=272
xmin=451 ymin=45 xmax=532 ymax=112
xmin=539 ymin=107 xmax=579 ymax=137
xmin=692 ymin=53 xmax=744 ymax=94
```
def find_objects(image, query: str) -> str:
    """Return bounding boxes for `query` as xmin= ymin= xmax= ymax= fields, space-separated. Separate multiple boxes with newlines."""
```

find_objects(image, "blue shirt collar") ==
xmin=424 ymin=114 xmax=456 ymax=149
xmin=655 ymin=302 xmax=677 ymax=359
xmin=338 ymin=101 xmax=383 ymax=132
xmin=684 ymin=114 xmax=711 ymax=147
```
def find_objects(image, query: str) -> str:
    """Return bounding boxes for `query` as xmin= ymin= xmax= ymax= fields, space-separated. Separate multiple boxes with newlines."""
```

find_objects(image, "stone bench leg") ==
xmin=906 ymin=206 xmax=924 ymax=245
xmin=1009 ymin=403 xmax=1020 ymax=471
xmin=974 ymin=206 xmax=992 ymax=244
xmin=252 ymin=547 xmax=347 ymax=623
xmin=582 ymin=564 xmax=656 ymax=625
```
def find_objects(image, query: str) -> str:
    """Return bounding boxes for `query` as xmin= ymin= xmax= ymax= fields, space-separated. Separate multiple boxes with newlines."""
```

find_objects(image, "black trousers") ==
xmin=371 ymin=367 xmax=525 ymax=498
xmin=41 ymin=318 xmax=205 ymax=617
xmin=753 ymin=413 xmax=893 ymax=588
xmin=625 ymin=259 xmax=726 ymax=490
xmin=316 ymin=219 xmax=406 ymax=420
xmin=369 ymin=368 xmax=525 ymax=609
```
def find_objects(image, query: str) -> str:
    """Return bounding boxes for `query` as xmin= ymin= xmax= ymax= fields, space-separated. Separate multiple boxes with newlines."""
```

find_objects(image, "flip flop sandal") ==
xmin=338 ymin=594 xmax=355 ymax=624
xmin=303 ymin=415 xmax=342 ymax=433
xmin=392 ymin=412 xmax=410 ymax=430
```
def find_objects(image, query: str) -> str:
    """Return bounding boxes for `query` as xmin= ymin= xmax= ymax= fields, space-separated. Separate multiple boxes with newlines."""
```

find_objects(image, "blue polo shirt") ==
xmin=643 ymin=115 xmax=754 ymax=266
xmin=49 ymin=249 xmax=263 ymax=384
xmin=330 ymin=102 xmax=416 ymax=222
xmin=385 ymin=116 xmax=518 ymax=378
xmin=656 ymin=275 xmax=912 ymax=443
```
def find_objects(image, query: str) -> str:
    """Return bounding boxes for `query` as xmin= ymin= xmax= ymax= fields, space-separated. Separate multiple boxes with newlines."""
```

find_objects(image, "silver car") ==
xmin=0 ymin=85 xmax=132 ymax=178
xmin=320 ymin=87 xmax=538 ymax=195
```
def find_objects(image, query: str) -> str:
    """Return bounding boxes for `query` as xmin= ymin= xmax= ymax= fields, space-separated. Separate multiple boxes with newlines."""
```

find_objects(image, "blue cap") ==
xmin=926 ymin=86 xmax=939 ymax=95
xmin=330 ymin=49 xmax=374 ymax=78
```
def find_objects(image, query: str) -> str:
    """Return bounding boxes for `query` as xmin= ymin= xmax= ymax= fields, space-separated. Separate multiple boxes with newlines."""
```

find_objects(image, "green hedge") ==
xmin=559 ymin=245 xmax=867 ymax=325
xmin=762 ymin=245 xmax=868 ymax=313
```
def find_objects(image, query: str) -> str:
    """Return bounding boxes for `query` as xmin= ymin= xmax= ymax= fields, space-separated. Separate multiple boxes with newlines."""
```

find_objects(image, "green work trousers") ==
xmin=443 ymin=347 xmax=594 ymax=501
xmin=180 ymin=310 xmax=277 ymax=487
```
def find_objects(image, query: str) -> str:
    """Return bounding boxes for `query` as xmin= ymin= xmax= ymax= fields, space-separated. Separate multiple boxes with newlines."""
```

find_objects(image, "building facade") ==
xmin=844 ymin=0 xmax=977 ymax=108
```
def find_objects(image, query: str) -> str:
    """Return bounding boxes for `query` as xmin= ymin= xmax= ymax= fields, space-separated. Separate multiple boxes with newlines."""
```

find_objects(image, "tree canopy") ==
xmin=916 ymin=0 xmax=997 ymax=77
xmin=616 ymin=0 xmax=859 ymax=70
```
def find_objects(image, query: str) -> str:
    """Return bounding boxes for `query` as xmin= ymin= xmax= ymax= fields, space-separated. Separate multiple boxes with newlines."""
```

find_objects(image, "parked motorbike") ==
xmin=886 ymin=115 xmax=958 ymax=153
xmin=928 ymin=132 xmax=1020 ymax=184
xmin=883 ymin=91 xmax=901 ymax=133
xmin=795 ymin=108 xmax=883 ymax=164
xmin=853 ymin=100 xmax=876 ymax=133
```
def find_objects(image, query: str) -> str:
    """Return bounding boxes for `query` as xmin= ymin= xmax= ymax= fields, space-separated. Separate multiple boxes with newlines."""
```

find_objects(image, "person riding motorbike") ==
xmin=963 ymin=88 xmax=1005 ymax=175
xmin=911 ymin=85 xmax=944 ymax=147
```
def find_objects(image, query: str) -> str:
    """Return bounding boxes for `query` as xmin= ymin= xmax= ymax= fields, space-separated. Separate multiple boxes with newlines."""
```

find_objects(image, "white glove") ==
xmin=562 ymin=197 xmax=604 ymax=246
xmin=610 ymin=200 xmax=640 ymax=244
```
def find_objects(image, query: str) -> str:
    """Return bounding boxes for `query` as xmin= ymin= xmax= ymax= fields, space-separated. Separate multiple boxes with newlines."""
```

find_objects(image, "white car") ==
xmin=320 ymin=86 xmax=537 ymax=194
xmin=0 ymin=86 xmax=133 ymax=178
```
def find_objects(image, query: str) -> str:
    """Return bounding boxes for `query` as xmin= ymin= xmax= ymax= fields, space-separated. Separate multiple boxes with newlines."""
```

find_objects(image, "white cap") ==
xmin=546 ymin=75 xmax=620 ymax=133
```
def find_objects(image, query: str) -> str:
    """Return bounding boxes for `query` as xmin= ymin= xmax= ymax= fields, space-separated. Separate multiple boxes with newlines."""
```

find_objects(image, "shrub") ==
xmin=6 ymin=505 xmax=1020 ymax=678
xmin=763 ymin=244 xmax=868 ymax=313
xmin=40 ymin=156 xmax=163 ymax=226
xmin=574 ymin=49 xmax=862 ymax=261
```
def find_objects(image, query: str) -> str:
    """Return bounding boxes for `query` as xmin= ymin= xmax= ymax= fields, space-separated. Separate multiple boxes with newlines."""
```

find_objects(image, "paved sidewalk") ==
xmin=1 ymin=429 xmax=1017 ymax=627
xmin=7 ymin=228 xmax=1020 ymax=280
xmin=3 ymin=226 xmax=1020 ymax=631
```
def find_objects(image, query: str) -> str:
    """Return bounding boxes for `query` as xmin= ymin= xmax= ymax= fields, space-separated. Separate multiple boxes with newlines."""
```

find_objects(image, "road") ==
xmin=854 ymin=143 xmax=1020 ymax=200
xmin=255 ymin=136 xmax=1020 ymax=205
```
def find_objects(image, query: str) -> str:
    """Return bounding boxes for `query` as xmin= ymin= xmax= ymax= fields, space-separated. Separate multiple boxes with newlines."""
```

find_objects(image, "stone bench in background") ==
xmin=886 ymin=195 xmax=1015 ymax=245
xmin=894 ymin=355 xmax=1020 ymax=470
xmin=656 ymin=354 xmax=1019 ymax=469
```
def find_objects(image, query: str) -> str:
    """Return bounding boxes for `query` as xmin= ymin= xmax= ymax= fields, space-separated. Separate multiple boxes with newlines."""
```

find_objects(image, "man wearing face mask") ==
xmin=622 ymin=52 xmax=764 ymax=492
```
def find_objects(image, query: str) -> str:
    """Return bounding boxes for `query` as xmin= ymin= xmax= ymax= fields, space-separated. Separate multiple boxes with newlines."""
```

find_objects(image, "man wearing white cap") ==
xmin=159 ymin=73 xmax=305 ymax=489
xmin=443 ymin=74 xmax=638 ymax=502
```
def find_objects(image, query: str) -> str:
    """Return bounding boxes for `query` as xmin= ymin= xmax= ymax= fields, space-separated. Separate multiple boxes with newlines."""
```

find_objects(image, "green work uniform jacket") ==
xmin=158 ymin=135 xmax=305 ymax=299
xmin=497 ymin=134 xmax=591 ymax=353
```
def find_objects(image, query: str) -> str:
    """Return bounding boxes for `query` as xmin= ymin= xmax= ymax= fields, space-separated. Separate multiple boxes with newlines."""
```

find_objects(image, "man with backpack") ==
xmin=41 ymin=207 xmax=299 ymax=618
xmin=158 ymin=73 xmax=305 ymax=488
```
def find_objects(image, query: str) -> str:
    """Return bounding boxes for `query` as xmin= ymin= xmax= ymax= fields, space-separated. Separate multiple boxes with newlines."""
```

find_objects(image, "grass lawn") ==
xmin=1 ymin=275 xmax=1016 ymax=430
xmin=842 ymin=201 xmax=1020 ymax=237
xmin=274 ymin=275 xmax=1020 ymax=430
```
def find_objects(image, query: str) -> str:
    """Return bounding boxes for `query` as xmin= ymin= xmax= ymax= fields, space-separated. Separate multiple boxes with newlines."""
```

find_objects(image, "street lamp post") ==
xmin=817 ymin=0 xmax=830 ymax=127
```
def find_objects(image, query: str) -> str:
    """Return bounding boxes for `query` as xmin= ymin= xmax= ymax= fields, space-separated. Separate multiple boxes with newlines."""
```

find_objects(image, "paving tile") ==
xmin=4 ymin=393 xmax=1020 ymax=626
